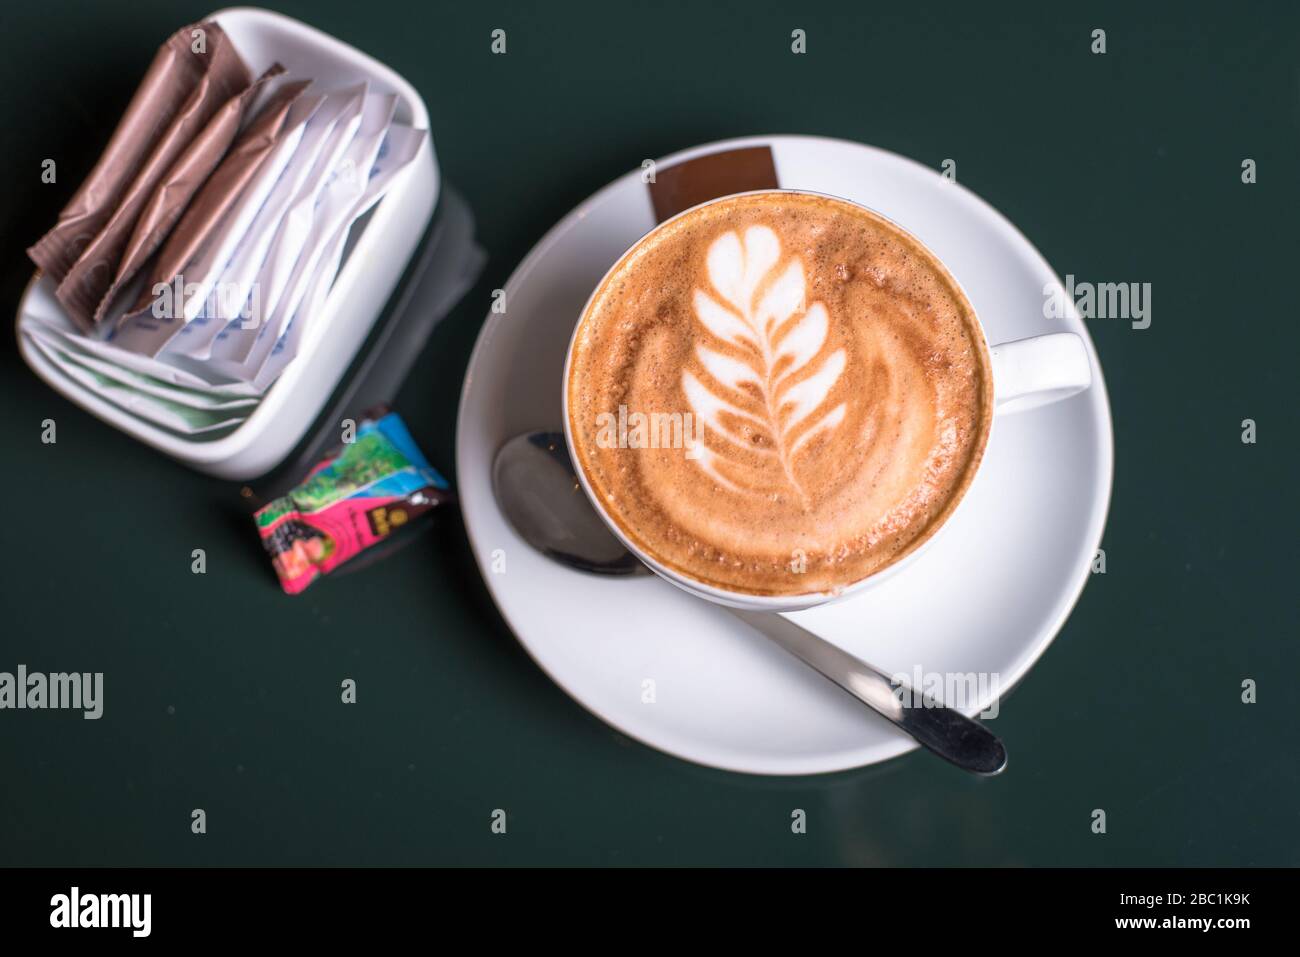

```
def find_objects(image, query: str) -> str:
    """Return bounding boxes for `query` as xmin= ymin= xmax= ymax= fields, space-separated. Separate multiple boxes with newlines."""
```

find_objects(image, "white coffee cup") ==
xmin=563 ymin=189 xmax=1092 ymax=612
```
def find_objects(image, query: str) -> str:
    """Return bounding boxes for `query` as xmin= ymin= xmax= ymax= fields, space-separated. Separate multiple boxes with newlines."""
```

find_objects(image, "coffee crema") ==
xmin=566 ymin=192 xmax=993 ymax=596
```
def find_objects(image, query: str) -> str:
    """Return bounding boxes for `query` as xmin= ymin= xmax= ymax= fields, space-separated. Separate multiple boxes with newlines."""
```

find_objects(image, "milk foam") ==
xmin=684 ymin=224 xmax=847 ymax=501
xmin=568 ymin=193 xmax=992 ymax=596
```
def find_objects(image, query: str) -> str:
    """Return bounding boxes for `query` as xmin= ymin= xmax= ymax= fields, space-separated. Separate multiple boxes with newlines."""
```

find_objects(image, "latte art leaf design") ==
xmin=682 ymin=225 xmax=846 ymax=499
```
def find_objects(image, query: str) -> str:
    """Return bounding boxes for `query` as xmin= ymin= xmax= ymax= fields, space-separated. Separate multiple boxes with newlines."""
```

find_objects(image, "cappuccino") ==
xmin=567 ymin=192 xmax=992 ymax=596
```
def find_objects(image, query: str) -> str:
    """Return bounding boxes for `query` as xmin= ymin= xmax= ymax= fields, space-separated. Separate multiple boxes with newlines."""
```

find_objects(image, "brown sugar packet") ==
xmin=54 ymin=24 xmax=251 ymax=331
xmin=127 ymin=78 xmax=312 ymax=319
xmin=93 ymin=67 xmax=296 ymax=326
xmin=28 ymin=21 xmax=240 ymax=285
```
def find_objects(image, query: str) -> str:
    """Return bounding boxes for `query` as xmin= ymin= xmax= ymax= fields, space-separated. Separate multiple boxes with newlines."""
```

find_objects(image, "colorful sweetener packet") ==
xmin=254 ymin=408 xmax=451 ymax=594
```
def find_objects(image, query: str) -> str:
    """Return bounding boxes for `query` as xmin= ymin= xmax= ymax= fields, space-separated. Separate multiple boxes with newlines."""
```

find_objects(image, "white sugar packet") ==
xmin=247 ymin=224 xmax=340 ymax=393
xmin=24 ymin=333 xmax=247 ymax=435
xmin=113 ymin=84 xmax=366 ymax=359
xmin=268 ymin=93 xmax=398 ymax=342
xmin=26 ymin=334 xmax=257 ymax=411
xmin=208 ymin=86 xmax=380 ymax=365
xmin=21 ymin=315 xmax=261 ymax=396
xmin=208 ymin=92 xmax=399 ymax=382
xmin=249 ymin=123 xmax=428 ymax=391
xmin=162 ymin=91 xmax=323 ymax=358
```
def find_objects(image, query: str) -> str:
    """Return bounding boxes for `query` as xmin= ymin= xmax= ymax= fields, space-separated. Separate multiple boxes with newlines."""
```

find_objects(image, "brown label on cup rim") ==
xmin=647 ymin=145 xmax=779 ymax=224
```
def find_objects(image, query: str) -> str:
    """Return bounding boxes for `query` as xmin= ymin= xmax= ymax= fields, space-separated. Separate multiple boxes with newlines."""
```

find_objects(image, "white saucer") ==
xmin=456 ymin=135 xmax=1113 ymax=776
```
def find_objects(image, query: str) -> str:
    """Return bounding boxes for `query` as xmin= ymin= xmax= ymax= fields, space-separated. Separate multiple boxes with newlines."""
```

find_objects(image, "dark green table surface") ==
xmin=1 ymin=0 xmax=1296 ymax=867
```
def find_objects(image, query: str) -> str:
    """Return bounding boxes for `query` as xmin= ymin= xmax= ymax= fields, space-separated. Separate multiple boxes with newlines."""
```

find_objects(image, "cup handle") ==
xmin=989 ymin=333 xmax=1092 ymax=415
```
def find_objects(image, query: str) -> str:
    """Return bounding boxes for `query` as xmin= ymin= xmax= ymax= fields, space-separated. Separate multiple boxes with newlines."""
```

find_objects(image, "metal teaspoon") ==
xmin=492 ymin=431 xmax=1007 ymax=776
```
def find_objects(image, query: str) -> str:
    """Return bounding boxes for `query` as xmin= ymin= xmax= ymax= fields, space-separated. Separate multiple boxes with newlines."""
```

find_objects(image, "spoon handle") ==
xmin=728 ymin=609 xmax=1007 ymax=776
